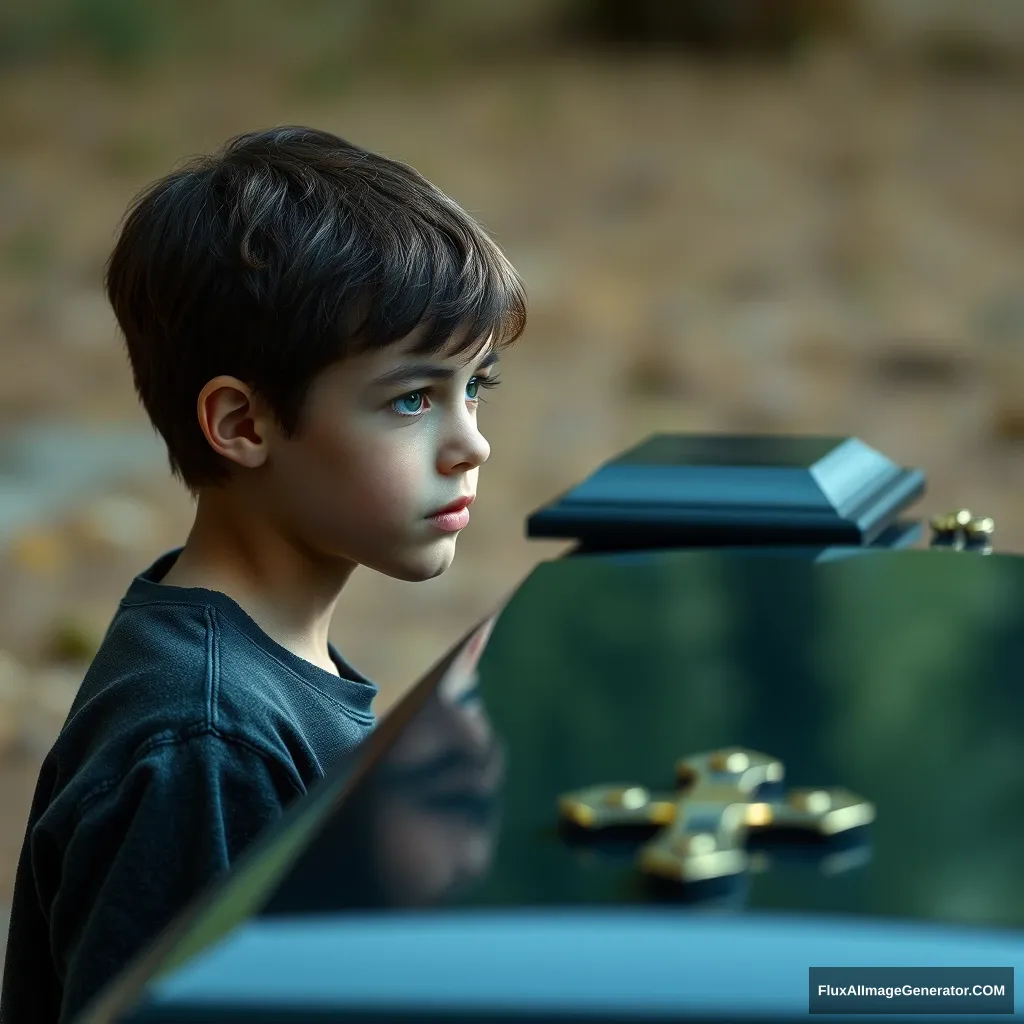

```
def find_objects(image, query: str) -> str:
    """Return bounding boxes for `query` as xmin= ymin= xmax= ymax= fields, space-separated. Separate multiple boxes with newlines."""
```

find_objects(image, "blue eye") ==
xmin=468 ymin=375 xmax=502 ymax=400
xmin=392 ymin=391 xmax=425 ymax=416
xmin=390 ymin=376 xmax=501 ymax=417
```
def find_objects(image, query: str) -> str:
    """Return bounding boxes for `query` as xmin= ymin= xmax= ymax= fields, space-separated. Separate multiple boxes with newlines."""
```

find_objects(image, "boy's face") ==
xmin=255 ymin=329 xmax=496 ymax=582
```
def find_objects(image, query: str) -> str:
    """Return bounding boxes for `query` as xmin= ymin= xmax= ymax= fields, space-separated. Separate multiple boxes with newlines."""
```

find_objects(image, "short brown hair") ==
xmin=105 ymin=126 xmax=527 ymax=491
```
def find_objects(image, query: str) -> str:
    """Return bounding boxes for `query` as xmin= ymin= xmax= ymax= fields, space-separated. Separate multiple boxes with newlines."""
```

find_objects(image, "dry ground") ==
xmin=1 ymin=47 xmax=1023 ymax=966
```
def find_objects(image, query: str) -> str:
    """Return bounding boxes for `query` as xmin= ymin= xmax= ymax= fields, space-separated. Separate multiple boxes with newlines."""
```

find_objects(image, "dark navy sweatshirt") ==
xmin=0 ymin=549 xmax=377 ymax=1023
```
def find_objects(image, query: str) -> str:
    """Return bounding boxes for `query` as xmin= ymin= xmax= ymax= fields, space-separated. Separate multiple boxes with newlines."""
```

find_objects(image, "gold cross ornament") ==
xmin=558 ymin=748 xmax=875 ymax=883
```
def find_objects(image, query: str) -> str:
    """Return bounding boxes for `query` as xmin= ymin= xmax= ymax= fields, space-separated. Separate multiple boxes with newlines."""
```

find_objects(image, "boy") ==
xmin=0 ymin=125 xmax=527 ymax=1024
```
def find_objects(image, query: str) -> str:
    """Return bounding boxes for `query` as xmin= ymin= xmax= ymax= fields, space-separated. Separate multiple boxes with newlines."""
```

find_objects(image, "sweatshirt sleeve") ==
xmin=40 ymin=731 xmax=305 ymax=1024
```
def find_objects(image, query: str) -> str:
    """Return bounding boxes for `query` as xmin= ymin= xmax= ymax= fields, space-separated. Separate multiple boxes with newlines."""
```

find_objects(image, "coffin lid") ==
xmin=527 ymin=433 xmax=925 ymax=549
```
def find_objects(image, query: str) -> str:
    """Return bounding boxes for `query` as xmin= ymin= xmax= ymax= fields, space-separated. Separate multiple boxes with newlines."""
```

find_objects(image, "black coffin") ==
xmin=77 ymin=439 xmax=1023 ymax=1023
xmin=527 ymin=433 xmax=926 ymax=553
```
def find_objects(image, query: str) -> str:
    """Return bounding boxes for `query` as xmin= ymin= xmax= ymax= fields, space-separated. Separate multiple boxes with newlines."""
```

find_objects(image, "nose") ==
xmin=437 ymin=410 xmax=490 ymax=476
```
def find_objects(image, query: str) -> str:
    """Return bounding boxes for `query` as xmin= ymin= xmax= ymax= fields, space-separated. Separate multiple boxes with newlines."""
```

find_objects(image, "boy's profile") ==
xmin=0 ymin=125 xmax=527 ymax=1024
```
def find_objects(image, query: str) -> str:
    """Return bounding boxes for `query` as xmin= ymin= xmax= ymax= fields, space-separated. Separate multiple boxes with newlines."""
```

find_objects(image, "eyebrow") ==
xmin=370 ymin=350 xmax=500 ymax=390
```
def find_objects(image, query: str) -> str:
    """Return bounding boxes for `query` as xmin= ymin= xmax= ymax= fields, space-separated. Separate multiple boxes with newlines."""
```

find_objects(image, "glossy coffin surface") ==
xmin=465 ymin=547 xmax=1024 ymax=920
xmin=85 ymin=547 xmax=1024 ymax=1022
xmin=526 ymin=433 xmax=926 ymax=550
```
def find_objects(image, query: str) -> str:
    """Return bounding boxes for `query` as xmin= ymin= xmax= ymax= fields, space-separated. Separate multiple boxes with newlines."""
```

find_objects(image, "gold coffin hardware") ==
xmin=558 ymin=747 xmax=875 ymax=884
xmin=929 ymin=509 xmax=994 ymax=554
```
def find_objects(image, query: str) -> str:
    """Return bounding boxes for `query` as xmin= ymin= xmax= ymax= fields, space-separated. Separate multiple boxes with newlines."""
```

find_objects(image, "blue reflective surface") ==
xmin=146 ymin=910 xmax=1022 ymax=1020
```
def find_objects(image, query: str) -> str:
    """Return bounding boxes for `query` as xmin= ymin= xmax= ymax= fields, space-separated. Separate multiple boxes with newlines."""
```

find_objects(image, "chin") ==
xmin=375 ymin=539 xmax=458 ymax=583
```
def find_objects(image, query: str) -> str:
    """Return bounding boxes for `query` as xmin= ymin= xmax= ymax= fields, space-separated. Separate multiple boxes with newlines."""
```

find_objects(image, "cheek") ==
xmin=286 ymin=420 xmax=428 ymax=523
xmin=347 ymin=438 xmax=428 ymax=520
xmin=363 ymin=449 xmax=424 ymax=511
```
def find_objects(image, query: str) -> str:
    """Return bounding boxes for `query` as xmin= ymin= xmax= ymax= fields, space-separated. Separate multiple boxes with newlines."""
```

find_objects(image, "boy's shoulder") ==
xmin=45 ymin=550 xmax=377 ymax=820
xmin=69 ymin=583 xmax=284 ymax=752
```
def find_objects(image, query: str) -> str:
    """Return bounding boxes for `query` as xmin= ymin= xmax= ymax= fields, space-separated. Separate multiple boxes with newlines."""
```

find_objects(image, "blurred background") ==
xmin=1 ymin=0 xmax=1024 ymax=968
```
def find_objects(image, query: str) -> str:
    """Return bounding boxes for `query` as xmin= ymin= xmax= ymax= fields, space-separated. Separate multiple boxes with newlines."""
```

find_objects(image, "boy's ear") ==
xmin=196 ymin=376 xmax=271 ymax=470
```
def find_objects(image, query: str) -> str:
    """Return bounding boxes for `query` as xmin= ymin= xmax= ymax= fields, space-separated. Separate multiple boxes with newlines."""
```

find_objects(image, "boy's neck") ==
xmin=159 ymin=488 xmax=357 ymax=676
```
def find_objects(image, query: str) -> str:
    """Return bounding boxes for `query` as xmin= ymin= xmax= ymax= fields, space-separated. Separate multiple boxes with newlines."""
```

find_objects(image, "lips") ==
xmin=428 ymin=495 xmax=476 ymax=518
